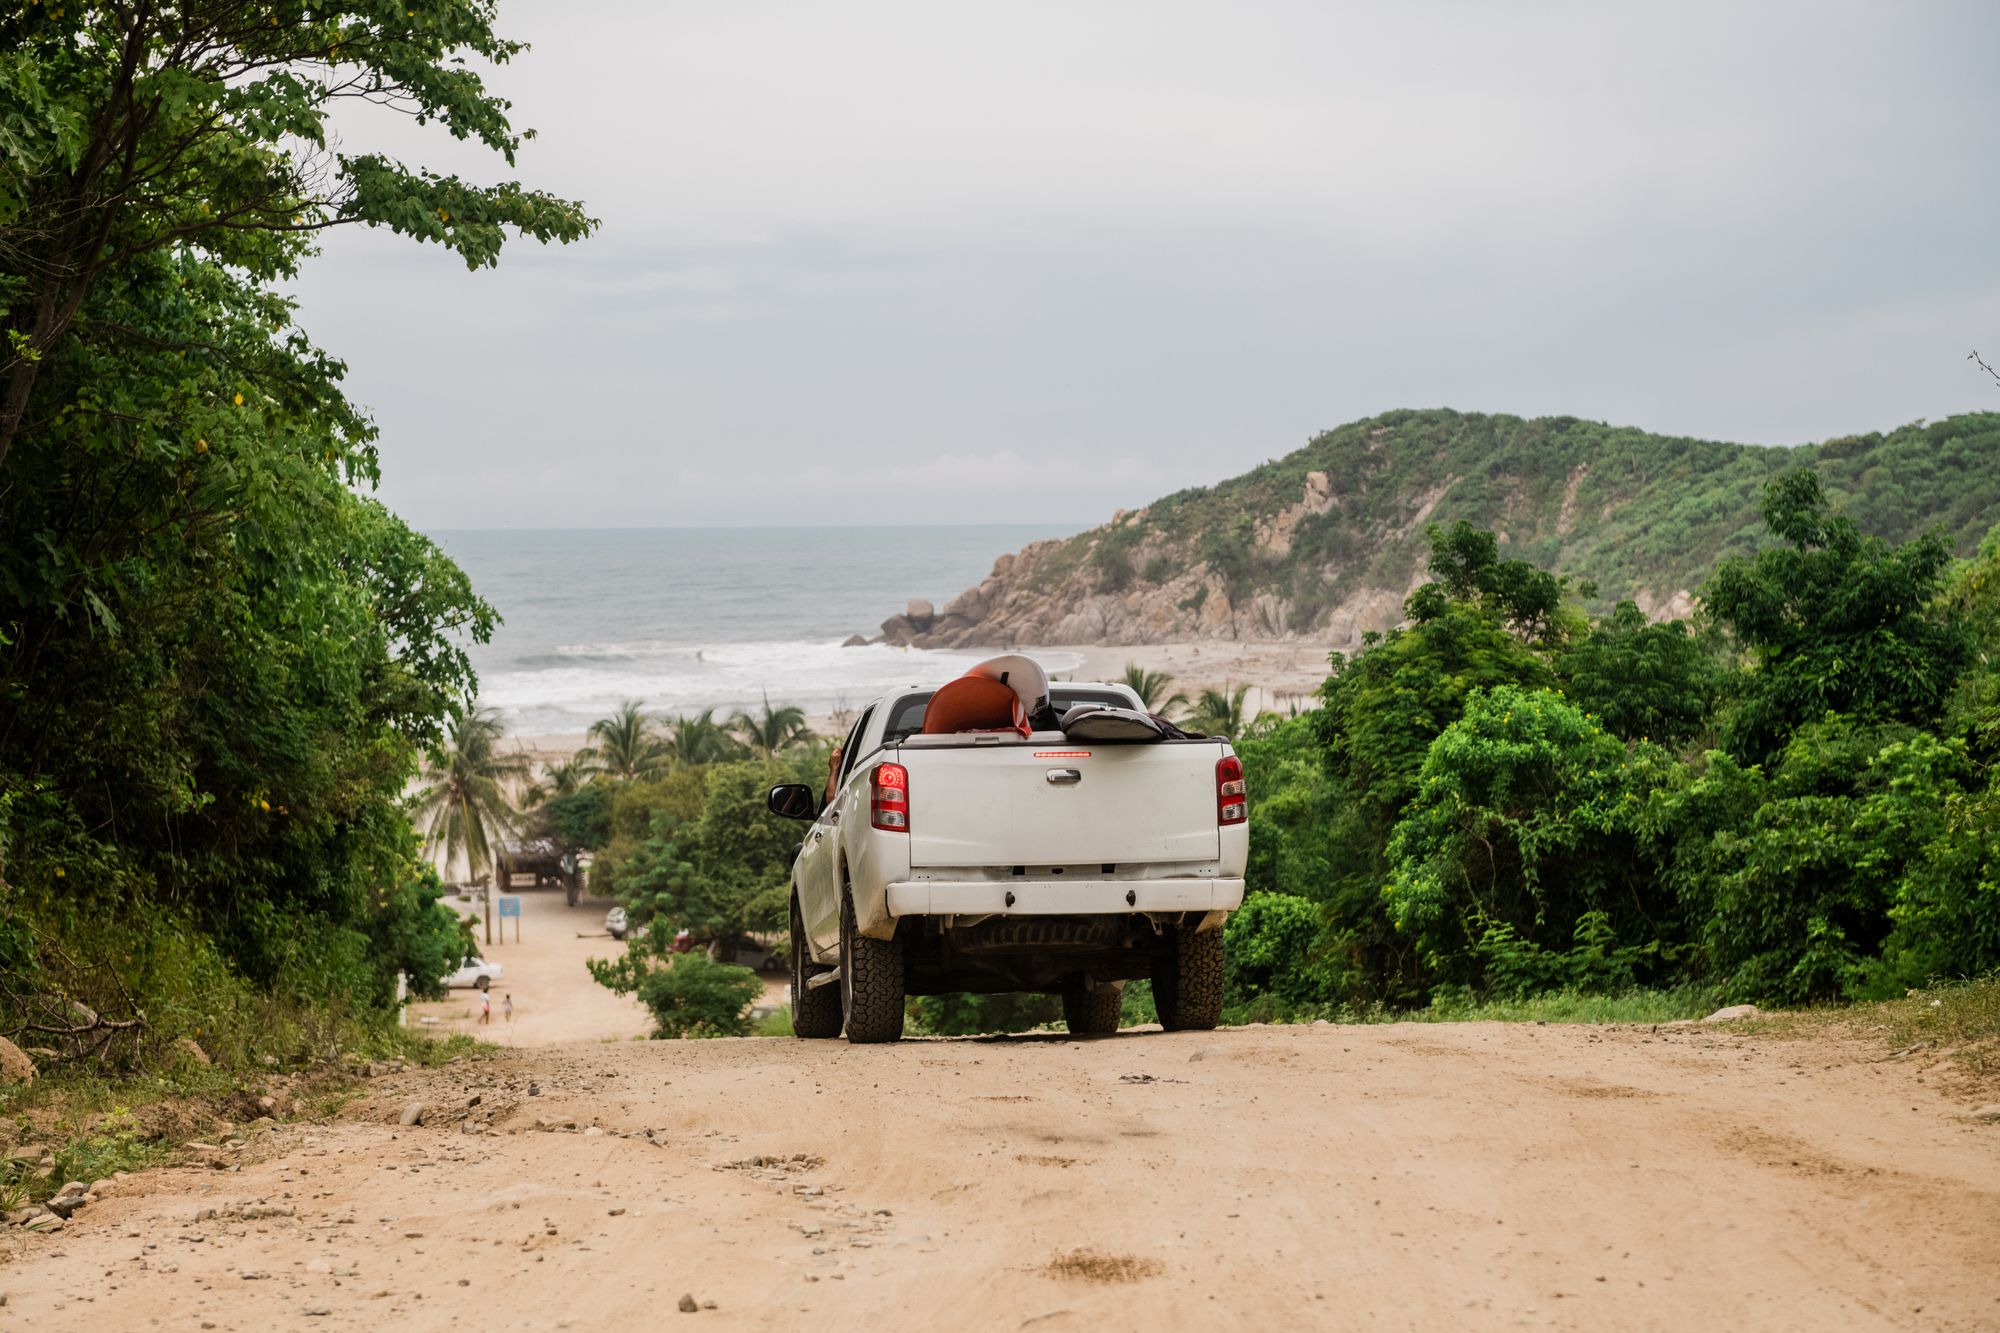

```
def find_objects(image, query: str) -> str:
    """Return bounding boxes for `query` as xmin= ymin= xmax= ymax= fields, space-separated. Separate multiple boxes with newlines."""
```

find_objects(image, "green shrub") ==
xmin=906 ymin=992 xmax=1060 ymax=1036
xmin=1224 ymin=893 xmax=1334 ymax=1010
xmin=1386 ymin=686 xmax=1681 ymax=998
xmin=587 ymin=950 xmax=762 ymax=1039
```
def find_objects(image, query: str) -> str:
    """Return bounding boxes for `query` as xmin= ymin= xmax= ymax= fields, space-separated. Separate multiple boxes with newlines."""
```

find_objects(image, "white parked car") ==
xmin=442 ymin=954 xmax=503 ymax=991
xmin=767 ymin=663 xmax=1247 ymax=1043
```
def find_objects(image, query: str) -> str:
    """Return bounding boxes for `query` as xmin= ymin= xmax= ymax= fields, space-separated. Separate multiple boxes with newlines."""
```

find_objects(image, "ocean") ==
xmin=431 ymin=526 xmax=1081 ymax=737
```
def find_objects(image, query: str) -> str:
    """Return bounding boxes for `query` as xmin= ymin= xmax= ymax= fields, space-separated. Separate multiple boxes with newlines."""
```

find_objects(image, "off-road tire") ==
xmin=1151 ymin=923 xmax=1224 ymax=1031
xmin=474 ymin=976 xmax=491 ymax=993
xmin=1062 ymin=984 xmax=1124 ymax=1037
xmin=790 ymin=890 xmax=843 ymax=1039
xmin=839 ymin=886 xmax=905 ymax=1044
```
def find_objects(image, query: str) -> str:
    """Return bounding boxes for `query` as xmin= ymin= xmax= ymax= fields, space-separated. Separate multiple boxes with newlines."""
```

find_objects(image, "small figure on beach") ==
xmin=480 ymin=990 xmax=492 ymax=1025
xmin=503 ymin=992 xmax=514 ymax=1023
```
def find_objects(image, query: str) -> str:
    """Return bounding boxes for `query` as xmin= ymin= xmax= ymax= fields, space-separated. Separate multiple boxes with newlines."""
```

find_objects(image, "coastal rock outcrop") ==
xmin=861 ymin=407 xmax=2000 ymax=649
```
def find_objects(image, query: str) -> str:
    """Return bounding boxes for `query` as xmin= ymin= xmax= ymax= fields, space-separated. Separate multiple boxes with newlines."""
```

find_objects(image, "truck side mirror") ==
xmin=767 ymin=783 xmax=818 ymax=821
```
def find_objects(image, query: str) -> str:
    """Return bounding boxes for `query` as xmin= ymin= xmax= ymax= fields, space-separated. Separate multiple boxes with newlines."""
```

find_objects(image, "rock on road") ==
xmin=5 ymin=1021 xmax=1997 ymax=1331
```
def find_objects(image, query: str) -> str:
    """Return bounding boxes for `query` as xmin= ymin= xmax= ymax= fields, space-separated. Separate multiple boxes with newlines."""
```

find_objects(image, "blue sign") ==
xmin=498 ymin=896 xmax=522 ymax=919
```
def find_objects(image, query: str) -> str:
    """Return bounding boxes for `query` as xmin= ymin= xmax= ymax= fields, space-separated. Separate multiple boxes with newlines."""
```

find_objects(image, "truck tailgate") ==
xmin=900 ymin=740 xmax=1223 ymax=868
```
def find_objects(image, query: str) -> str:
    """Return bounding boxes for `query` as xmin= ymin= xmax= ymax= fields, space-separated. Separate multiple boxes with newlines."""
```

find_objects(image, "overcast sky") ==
xmin=291 ymin=1 xmax=2000 ymax=530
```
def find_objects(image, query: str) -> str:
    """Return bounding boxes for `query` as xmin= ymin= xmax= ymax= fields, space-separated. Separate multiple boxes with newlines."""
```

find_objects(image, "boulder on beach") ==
xmin=840 ymin=633 xmax=869 ymax=648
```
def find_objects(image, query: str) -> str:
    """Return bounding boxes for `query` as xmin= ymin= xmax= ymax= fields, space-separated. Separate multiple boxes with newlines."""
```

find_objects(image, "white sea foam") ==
xmin=433 ymin=525 xmax=1085 ymax=738
xmin=481 ymin=640 xmax=1087 ymax=736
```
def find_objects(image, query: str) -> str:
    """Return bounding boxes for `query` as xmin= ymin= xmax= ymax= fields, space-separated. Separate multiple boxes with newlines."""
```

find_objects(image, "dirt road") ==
xmin=403 ymin=882 xmax=652 ymax=1046
xmin=5 ymin=1020 xmax=1997 ymax=1331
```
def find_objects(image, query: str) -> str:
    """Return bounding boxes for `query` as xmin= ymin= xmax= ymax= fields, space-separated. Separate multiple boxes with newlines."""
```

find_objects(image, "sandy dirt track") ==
xmin=5 ymin=1020 xmax=1998 ymax=1331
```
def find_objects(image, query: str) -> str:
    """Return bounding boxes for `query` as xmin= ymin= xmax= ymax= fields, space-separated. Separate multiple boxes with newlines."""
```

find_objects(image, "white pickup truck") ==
xmin=766 ymin=677 xmax=1247 ymax=1043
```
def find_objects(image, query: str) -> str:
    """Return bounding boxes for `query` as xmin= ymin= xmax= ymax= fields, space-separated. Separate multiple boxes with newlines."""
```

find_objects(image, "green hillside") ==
xmin=1158 ymin=408 xmax=2000 ymax=618
xmin=894 ymin=409 xmax=2000 ymax=645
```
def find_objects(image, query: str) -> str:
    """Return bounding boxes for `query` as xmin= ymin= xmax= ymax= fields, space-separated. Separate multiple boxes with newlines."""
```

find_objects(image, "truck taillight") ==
xmin=1216 ymin=755 xmax=1247 ymax=826
xmin=871 ymin=762 xmax=910 ymax=832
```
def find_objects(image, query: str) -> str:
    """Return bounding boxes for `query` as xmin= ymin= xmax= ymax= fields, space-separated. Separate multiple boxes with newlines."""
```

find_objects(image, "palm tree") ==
xmin=414 ymin=703 xmax=527 ymax=881
xmin=583 ymin=699 xmax=669 ymax=780
xmin=665 ymin=707 xmax=741 ymax=767
xmin=521 ymin=752 xmax=597 ymax=809
xmin=1121 ymin=663 xmax=1189 ymax=719
xmin=732 ymin=693 xmax=809 ymax=757
xmin=1190 ymin=682 xmax=1280 ymax=741
xmin=1190 ymin=683 xmax=1253 ymax=740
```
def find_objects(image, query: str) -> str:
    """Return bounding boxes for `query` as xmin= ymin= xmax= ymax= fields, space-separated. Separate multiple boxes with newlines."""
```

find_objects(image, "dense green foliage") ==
xmin=586 ymin=751 xmax=824 ymax=946
xmin=1704 ymin=470 xmax=1972 ymax=763
xmin=0 ymin=3 xmax=588 ymax=1074
xmin=0 ymin=1 xmax=594 ymax=464
xmin=571 ymin=699 xmax=826 ymax=1022
xmin=1232 ymin=473 xmax=2000 ymax=1018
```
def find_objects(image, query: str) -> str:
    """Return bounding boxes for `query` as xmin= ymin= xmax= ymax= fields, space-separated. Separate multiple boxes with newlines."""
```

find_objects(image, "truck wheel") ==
xmin=475 ymin=976 xmax=491 ymax=993
xmin=839 ymin=887 xmax=905 ymax=1044
xmin=1151 ymin=923 xmax=1224 ymax=1031
xmin=1061 ymin=984 xmax=1123 ymax=1037
xmin=790 ymin=890 xmax=843 ymax=1039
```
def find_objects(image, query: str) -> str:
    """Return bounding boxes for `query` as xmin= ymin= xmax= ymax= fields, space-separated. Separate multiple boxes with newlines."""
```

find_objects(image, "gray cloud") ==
xmin=291 ymin=0 xmax=2000 ymax=529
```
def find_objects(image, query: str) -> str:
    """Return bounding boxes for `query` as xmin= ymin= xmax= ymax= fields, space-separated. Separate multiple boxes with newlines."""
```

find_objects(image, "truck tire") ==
xmin=839 ymin=886 xmax=905 ymax=1044
xmin=1061 ymin=984 xmax=1123 ymax=1037
xmin=1151 ymin=923 xmax=1224 ymax=1031
xmin=790 ymin=890 xmax=843 ymax=1039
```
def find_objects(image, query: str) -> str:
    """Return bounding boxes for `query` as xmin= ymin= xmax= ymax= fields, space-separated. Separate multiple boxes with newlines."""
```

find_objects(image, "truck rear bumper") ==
xmin=886 ymin=877 xmax=1246 ymax=917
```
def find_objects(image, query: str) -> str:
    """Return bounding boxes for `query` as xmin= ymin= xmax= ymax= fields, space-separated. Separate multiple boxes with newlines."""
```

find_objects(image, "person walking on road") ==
xmin=480 ymin=990 xmax=492 ymax=1025
xmin=503 ymin=993 xmax=514 ymax=1024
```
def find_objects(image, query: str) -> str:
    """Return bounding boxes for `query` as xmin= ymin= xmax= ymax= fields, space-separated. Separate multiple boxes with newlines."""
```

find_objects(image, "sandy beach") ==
xmin=506 ymin=638 xmax=1341 ymax=758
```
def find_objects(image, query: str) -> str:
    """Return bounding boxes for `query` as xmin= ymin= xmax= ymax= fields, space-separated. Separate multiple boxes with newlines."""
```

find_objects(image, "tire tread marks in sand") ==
xmin=840 ymin=884 xmax=905 ymax=1043
xmin=1062 ymin=985 xmax=1124 ymax=1036
xmin=789 ymin=890 xmax=842 ymax=1039
xmin=1151 ymin=923 xmax=1224 ymax=1031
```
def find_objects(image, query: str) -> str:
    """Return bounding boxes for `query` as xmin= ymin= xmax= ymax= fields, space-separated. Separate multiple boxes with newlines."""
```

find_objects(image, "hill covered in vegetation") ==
xmin=877 ymin=409 xmax=2000 ymax=646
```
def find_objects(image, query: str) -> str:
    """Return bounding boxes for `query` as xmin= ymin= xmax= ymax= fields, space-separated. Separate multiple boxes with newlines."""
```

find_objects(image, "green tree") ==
xmin=599 ymin=757 xmax=816 ymax=943
xmin=523 ymin=754 xmax=597 ymax=809
xmin=413 ymin=705 xmax=525 ymax=882
xmin=1120 ymin=664 xmax=1189 ymax=717
xmin=731 ymin=694 xmax=809 ymax=757
xmin=664 ymin=708 xmax=741 ymax=768
xmin=1704 ymin=469 xmax=1974 ymax=764
xmin=1191 ymin=683 xmax=1270 ymax=739
xmin=0 ymin=1 xmax=596 ymax=466
xmin=367 ymin=862 xmax=465 ymax=1003
xmin=584 ymin=700 xmax=668 ymax=780
xmin=1646 ymin=718 xmax=1947 ymax=1002
xmin=1414 ymin=520 xmax=1581 ymax=650
xmin=532 ymin=783 xmax=613 ymax=854
xmin=1558 ymin=602 xmax=1726 ymax=747
xmin=1385 ymin=686 xmax=1677 ymax=997
xmin=0 ymin=5 xmax=589 ymax=1070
